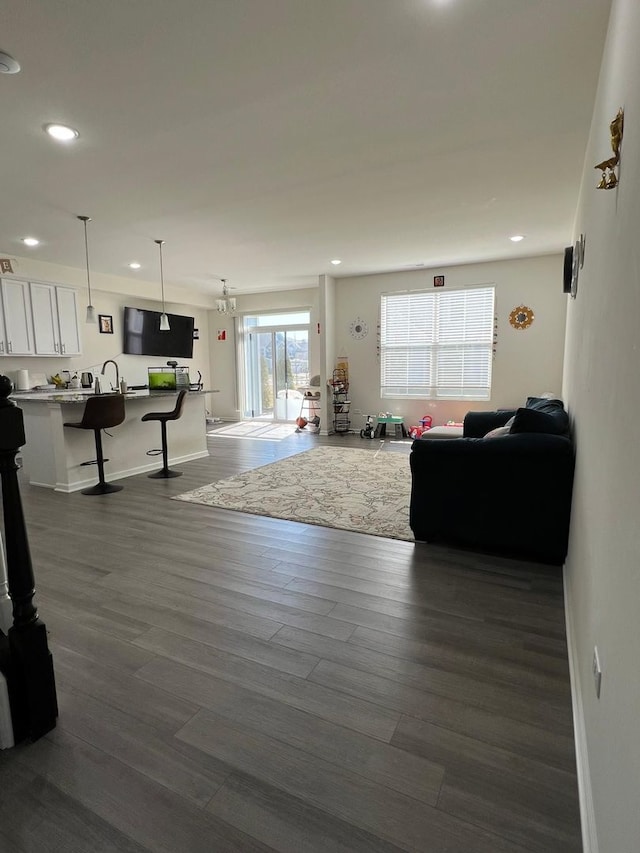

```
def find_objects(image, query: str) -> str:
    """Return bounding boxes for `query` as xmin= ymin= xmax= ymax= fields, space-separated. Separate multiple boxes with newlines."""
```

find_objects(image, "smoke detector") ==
xmin=0 ymin=51 xmax=20 ymax=74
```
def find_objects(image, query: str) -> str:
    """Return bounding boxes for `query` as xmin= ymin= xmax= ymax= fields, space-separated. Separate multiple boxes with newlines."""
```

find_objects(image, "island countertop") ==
xmin=11 ymin=388 xmax=217 ymax=404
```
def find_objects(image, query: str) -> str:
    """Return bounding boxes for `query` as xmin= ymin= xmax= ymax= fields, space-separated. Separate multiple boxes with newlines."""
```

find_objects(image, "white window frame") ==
xmin=380 ymin=285 xmax=495 ymax=400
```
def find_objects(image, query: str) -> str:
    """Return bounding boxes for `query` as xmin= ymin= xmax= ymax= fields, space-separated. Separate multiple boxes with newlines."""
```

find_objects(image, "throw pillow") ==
xmin=484 ymin=425 xmax=511 ymax=439
xmin=511 ymin=406 xmax=569 ymax=436
xmin=526 ymin=396 xmax=565 ymax=414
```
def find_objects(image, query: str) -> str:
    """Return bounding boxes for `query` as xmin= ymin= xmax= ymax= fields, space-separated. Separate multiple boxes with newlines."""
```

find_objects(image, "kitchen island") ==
xmin=13 ymin=389 xmax=214 ymax=492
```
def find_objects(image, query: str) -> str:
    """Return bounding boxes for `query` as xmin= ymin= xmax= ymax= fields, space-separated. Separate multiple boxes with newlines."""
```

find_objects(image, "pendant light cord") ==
xmin=78 ymin=215 xmax=92 ymax=304
xmin=156 ymin=239 xmax=166 ymax=312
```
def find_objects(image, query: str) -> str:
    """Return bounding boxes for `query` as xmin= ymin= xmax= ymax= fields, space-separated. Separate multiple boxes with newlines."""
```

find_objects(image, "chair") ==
xmin=63 ymin=394 xmax=126 ymax=495
xmin=141 ymin=390 xmax=187 ymax=478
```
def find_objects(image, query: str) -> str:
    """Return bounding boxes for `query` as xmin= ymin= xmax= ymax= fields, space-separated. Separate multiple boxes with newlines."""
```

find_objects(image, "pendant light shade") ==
xmin=155 ymin=239 xmax=170 ymax=331
xmin=77 ymin=215 xmax=96 ymax=323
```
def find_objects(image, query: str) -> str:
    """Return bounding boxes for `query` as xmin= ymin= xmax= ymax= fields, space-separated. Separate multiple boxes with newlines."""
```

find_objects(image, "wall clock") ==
xmin=349 ymin=318 xmax=369 ymax=339
xmin=509 ymin=305 xmax=535 ymax=330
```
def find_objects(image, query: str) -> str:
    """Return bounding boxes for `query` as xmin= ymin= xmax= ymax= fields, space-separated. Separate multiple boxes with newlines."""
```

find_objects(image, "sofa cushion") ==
xmin=511 ymin=405 xmax=569 ymax=436
xmin=484 ymin=425 xmax=511 ymax=438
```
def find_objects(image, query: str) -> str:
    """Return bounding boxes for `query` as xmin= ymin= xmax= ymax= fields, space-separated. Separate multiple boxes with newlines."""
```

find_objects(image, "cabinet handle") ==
xmin=61 ymin=343 xmax=66 ymax=354
xmin=0 ymin=342 xmax=3 ymax=353
xmin=54 ymin=342 xmax=59 ymax=353
xmin=7 ymin=341 xmax=12 ymax=353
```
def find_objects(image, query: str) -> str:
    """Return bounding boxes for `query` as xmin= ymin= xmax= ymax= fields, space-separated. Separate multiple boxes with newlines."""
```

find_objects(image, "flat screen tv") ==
xmin=123 ymin=307 xmax=195 ymax=359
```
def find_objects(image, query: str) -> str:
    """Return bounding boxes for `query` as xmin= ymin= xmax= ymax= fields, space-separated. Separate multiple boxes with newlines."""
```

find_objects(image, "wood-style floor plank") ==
xmin=0 ymin=430 xmax=581 ymax=852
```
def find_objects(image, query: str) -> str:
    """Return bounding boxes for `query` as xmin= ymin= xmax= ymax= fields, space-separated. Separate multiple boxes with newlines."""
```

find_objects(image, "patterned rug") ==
xmin=173 ymin=447 xmax=413 ymax=541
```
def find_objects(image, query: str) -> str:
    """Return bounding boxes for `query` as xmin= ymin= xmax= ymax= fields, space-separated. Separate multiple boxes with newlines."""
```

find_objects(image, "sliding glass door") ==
xmin=241 ymin=312 xmax=310 ymax=421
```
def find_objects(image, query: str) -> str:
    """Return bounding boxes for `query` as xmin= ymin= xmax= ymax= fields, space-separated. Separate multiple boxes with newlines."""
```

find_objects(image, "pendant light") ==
xmin=77 ymin=215 xmax=96 ymax=323
xmin=155 ymin=239 xmax=170 ymax=331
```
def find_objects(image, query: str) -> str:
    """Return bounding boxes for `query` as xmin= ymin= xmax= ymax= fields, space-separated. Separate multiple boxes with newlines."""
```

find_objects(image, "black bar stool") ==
xmin=64 ymin=394 xmax=126 ymax=495
xmin=141 ymin=390 xmax=187 ymax=479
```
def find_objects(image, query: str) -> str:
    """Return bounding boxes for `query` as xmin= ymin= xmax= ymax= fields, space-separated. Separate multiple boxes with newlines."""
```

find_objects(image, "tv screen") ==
xmin=123 ymin=307 xmax=195 ymax=359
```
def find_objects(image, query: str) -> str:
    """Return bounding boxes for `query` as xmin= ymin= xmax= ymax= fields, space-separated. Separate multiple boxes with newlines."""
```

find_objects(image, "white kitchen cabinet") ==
xmin=55 ymin=287 xmax=81 ymax=356
xmin=0 ymin=279 xmax=34 ymax=355
xmin=31 ymin=282 xmax=82 ymax=357
xmin=30 ymin=283 xmax=59 ymax=355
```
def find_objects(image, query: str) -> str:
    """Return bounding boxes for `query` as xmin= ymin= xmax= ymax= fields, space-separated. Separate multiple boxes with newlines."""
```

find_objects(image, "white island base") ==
xmin=17 ymin=391 xmax=209 ymax=492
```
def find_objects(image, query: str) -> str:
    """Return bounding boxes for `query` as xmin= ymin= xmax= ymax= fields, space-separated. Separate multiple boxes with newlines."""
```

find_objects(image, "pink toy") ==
xmin=419 ymin=415 xmax=433 ymax=429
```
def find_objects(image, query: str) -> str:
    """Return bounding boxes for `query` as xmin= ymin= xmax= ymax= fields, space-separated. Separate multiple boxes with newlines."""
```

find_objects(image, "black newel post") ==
xmin=0 ymin=375 xmax=58 ymax=741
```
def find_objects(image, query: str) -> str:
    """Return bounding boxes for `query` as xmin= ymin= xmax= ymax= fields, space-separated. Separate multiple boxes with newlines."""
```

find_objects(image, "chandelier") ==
xmin=216 ymin=279 xmax=236 ymax=314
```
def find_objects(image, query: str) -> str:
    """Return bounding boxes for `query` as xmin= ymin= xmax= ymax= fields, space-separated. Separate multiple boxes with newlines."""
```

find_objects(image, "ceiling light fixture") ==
xmin=22 ymin=237 xmax=39 ymax=247
xmin=155 ymin=240 xmax=170 ymax=331
xmin=510 ymin=235 xmax=525 ymax=242
xmin=128 ymin=262 xmax=141 ymax=270
xmin=0 ymin=51 xmax=20 ymax=74
xmin=216 ymin=279 xmax=236 ymax=314
xmin=44 ymin=123 xmax=79 ymax=142
xmin=331 ymin=259 xmax=342 ymax=265
xmin=77 ymin=215 xmax=97 ymax=324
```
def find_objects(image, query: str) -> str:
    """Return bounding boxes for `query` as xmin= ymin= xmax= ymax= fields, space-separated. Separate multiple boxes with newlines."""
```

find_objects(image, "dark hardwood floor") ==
xmin=0 ymin=429 xmax=581 ymax=852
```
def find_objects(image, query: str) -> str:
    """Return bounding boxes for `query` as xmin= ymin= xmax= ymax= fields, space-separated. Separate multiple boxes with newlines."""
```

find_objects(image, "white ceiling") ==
xmin=1 ymin=0 xmax=611 ymax=298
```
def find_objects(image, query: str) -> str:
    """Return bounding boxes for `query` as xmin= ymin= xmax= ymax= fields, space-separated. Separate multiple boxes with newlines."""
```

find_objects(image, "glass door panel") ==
xmin=242 ymin=317 xmax=310 ymax=422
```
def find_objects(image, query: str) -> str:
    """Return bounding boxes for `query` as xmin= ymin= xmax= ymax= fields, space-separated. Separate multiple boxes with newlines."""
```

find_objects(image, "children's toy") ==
xmin=420 ymin=414 xmax=433 ymax=430
xmin=409 ymin=425 xmax=423 ymax=439
xmin=360 ymin=414 xmax=375 ymax=439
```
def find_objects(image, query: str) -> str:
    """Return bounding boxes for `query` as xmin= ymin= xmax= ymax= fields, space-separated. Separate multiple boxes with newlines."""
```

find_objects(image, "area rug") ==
xmin=173 ymin=447 xmax=413 ymax=541
xmin=208 ymin=421 xmax=296 ymax=441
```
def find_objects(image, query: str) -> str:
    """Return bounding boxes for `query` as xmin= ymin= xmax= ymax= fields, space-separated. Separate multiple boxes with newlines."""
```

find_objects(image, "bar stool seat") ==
xmin=141 ymin=390 xmax=187 ymax=478
xmin=64 ymin=394 xmax=126 ymax=495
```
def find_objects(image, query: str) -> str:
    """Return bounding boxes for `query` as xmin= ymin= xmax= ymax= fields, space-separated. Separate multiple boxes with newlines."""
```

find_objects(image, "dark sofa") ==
xmin=409 ymin=398 xmax=575 ymax=565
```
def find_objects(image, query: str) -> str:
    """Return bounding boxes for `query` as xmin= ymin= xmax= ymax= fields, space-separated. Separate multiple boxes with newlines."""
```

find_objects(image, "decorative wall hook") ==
xmin=594 ymin=108 xmax=624 ymax=190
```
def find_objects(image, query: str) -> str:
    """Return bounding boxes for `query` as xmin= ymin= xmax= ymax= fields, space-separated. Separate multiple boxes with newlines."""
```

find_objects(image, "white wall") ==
xmin=334 ymin=255 xmax=567 ymax=429
xmin=1 ymin=255 xmax=215 ymax=411
xmin=562 ymin=1 xmax=640 ymax=850
xmin=208 ymin=287 xmax=320 ymax=420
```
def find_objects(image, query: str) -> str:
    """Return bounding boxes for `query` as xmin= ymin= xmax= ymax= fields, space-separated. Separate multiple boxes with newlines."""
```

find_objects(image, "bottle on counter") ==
xmin=119 ymin=377 xmax=127 ymax=394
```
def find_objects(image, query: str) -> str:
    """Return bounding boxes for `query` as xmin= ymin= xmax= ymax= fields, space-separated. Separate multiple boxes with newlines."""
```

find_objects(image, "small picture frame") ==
xmin=98 ymin=314 xmax=114 ymax=334
xmin=434 ymin=275 xmax=445 ymax=287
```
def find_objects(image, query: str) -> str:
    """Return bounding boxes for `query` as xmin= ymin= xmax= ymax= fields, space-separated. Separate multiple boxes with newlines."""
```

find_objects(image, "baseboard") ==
xmin=564 ymin=565 xmax=599 ymax=853
xmin=54 ymin=450 xmax=210 ymax=493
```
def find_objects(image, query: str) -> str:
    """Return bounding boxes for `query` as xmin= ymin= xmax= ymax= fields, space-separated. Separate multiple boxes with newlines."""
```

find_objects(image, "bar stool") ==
xmin=141 ymin=390 xmax=187 ymax=479
xmin=63 ymin=394 xmax=126 ymax=495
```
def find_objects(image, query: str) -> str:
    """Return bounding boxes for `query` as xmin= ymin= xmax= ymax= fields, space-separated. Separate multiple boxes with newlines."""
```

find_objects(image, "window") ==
xmin=380 ymin=286 xmax=495 ymax=400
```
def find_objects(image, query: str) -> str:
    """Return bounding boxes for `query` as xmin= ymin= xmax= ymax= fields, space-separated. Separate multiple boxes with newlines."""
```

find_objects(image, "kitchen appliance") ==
xmin=16 ymin=369 xmax=30 ymax=390
xmin=81 ymin=371 xmax=94 ymax=388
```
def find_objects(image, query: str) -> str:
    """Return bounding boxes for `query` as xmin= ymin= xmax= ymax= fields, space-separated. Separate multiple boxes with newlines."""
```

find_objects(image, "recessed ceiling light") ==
xmin=128 ymin=262 xmax=141 ymax=270
xmin=510 ymin=234 xmax=525 ymax=242
xmin=44 ymin=123 xmax=79 ymax=142
xmin=331 ymin=259 xmax=342 ymax=265
xmin=22 ymin=237 xmax=39 ymax=247
xmin=0 ymin=51 xmax=20 ymax=74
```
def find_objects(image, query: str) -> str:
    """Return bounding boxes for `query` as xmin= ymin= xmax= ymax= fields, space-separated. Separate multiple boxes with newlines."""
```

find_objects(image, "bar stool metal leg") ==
xmin=82 ymin=429 xmax=123 ymax=495
xmin=148 ymin=420 xmax=182 ymax=479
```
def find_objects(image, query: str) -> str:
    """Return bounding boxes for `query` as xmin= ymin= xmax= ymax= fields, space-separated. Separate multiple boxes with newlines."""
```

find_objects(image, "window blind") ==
xmin=380 ymin=286 xmax=495 ymax=399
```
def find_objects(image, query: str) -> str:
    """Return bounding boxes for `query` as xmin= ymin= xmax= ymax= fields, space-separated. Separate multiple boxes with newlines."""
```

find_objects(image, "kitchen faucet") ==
xmin=101 ymin=359 xmax=120 ymax=391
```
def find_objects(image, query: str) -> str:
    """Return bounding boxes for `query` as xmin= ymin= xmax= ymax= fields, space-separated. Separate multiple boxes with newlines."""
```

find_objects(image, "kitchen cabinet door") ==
xmin=56 ymin=287 xmax=81 ymax=355
xmin=1 ymin=279 xmax=33 ymax=355
xmin=31 ymin=282 xmax=61 ymax=355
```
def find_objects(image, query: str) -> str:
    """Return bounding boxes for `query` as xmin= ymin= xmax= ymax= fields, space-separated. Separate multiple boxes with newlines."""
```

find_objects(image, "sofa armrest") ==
xmin=463 ymin=409 xmax=517 ymax=438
